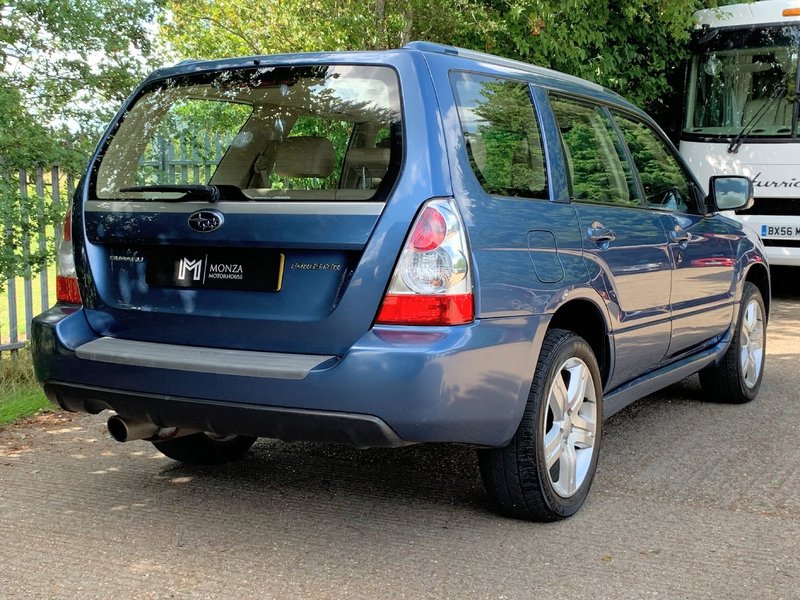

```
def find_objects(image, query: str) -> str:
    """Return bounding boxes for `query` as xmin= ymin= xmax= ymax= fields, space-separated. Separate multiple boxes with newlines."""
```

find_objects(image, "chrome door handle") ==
xmin=669 ymin=228 xmax=691 ymax=244
xmin=587 ymin=226 xmax=616 ymax=244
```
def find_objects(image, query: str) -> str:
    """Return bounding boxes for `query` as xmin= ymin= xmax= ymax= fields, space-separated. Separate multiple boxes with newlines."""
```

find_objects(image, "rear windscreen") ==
xmin=94 ymin=65 xmax=402 ymax=202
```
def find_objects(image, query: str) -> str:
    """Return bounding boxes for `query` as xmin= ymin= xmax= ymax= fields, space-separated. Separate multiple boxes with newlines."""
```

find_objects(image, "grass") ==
xmin=0 ymin=268 xmax=57 ymax=344
xmin=0 ymin=348 xmax=53 ymax=425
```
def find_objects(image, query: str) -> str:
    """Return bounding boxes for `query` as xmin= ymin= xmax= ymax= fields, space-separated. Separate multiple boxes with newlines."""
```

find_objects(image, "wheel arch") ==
xmin=547 ymin=298 xmax=612 ymax=388
xmin=744 ymin=262 xmax=770 ymax=321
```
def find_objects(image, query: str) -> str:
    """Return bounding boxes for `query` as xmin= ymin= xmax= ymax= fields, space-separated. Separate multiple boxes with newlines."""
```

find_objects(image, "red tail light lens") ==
xmin=376 ymin=294 xmax=474 ymax=325
xmin=376 ymin=198 xmax=473 ymax=326
xmin=409 ymin=206 xmax=447 ymax=251
xmin=56 ymin=203 xmax=81 ymax=305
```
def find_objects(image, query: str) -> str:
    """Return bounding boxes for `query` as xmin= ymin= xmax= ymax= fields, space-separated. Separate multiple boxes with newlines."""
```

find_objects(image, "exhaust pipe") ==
xmin=107 ymin=415 xmax=197 ymax=443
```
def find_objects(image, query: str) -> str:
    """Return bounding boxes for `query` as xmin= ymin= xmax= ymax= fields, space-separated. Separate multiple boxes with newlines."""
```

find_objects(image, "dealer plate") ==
xmin=146 ymin=247 xmax=284 ymax=291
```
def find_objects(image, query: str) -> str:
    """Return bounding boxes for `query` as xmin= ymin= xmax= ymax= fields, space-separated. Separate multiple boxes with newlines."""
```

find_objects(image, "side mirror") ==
xmin=708 ymin=175 xmax=754 ymax=212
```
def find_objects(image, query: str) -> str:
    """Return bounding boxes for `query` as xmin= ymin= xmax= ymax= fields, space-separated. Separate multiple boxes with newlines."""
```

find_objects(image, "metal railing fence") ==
xmin=1 ymin=133 xmax=228 ymax=354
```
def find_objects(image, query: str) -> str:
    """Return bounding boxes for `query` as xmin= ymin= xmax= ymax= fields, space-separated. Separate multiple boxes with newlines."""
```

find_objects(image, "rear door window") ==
xmin=450 ymin=72 xmax=548 ymax=199
xmin=549 ymin=96 xmax=641 ymax=208
xmin=94 ymin=65 xmax=402 ymax=202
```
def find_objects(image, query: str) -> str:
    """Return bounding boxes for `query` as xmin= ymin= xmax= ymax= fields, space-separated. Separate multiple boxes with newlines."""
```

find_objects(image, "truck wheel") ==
xmin=699 ymin=282 xmax=766 ymax=403
xmin=152 ymin=432 xmax=257 ymax=465
xmin=478 ymin=328 xmax=603 ymax=521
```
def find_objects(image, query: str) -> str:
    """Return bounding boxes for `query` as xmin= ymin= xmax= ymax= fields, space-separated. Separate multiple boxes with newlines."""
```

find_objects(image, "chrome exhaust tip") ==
xmin=106 ymin=415 xmax=196 ymax=443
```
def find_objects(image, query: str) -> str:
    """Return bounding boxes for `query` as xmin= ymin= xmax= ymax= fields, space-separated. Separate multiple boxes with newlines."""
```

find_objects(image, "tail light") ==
xmin=56 ymin=202 xmax=81 ymax=304
xmin=376 ymin=198 xmax=473 ymax=325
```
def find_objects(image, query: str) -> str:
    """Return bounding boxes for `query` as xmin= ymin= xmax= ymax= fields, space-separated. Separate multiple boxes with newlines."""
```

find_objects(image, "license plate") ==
xmin=146 ymin=248 xmax=284 ymax=291
xmin=760 ymin=225 xmax=800 ymax=239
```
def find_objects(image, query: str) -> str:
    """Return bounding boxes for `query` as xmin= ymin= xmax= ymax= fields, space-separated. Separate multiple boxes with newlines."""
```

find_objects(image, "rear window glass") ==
xmin=94 ymin=65 xmax=402 ymax=202
xmin=450 ymin=72 xmax=547 ymax=199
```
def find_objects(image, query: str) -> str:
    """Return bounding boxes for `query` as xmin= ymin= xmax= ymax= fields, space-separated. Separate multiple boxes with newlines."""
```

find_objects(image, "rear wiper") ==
xmin=119 ymin=184 xmax=220 ymax=202
xmin=728 ymin=85 xmax=787 ymax=154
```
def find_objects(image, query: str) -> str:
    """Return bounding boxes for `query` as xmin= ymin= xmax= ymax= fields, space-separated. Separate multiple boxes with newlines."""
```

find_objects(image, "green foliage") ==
xmin=0 ymin=385 xmax=52 ymax=425
xmin=0 ymin=348 xmax=51 ymax=425
xmin=162 ymin=1 xmax=713 ymax=113
xmin=1 ymin=0 xmax=166 ymax=160
xmin=1 ymin=1 xmax=164 ymax=286
xmin=161 ymin=0 xmax=494 ymax=58
xmin=0 ymin=174 xmax=65 ymax=293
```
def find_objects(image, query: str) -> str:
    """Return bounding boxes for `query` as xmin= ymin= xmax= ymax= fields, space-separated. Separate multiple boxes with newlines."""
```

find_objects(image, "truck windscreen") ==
xmin=684 ymin=25 xmax=800 ymax=139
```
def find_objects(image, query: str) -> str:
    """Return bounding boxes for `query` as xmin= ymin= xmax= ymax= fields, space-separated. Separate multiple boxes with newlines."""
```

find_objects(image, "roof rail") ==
xmin=403 ymin=40 xmax=604 ymax=92
xmin=173 ymin=58 xmax=200 ymax=66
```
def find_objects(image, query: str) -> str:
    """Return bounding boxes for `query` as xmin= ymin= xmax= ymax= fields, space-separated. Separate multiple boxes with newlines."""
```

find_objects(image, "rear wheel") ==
xmin=152 ymin=432 xmax=257 ymax=465
xmin=699 ymin=282 xmax=766 ymax=403
xmin=478 ymin=328 xmax=603 ymax=521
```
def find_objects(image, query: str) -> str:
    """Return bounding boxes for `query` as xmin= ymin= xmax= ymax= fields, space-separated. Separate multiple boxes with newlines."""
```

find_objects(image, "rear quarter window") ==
xmin=450 ymin=72 xmax=548 ymax=199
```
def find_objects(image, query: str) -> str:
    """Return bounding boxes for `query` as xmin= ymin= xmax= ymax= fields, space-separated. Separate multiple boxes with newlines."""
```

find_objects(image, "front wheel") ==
xmin=699 ymin=281 xmax=766 ymax=403
xmin=152 ymin=432 xmax=257 ymax=465
xmin=478 ymin=328 xmax=603 ymax=521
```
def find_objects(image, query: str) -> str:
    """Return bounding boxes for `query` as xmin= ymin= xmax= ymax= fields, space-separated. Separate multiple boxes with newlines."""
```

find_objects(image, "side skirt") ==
xmin=603 ymin=327 xmax=733 ymax=418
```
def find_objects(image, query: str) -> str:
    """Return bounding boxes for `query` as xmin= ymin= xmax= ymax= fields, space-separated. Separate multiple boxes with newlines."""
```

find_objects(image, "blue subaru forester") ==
xmin=32 ymin=42 xmax=769 ymax=521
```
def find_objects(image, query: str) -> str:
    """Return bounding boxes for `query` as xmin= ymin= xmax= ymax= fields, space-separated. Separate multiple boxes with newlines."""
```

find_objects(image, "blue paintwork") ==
xmin=31 ymin=43 xmax=770 ymax=446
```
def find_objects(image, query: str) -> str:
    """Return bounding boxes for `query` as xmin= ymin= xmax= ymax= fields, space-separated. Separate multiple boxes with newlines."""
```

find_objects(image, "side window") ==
xmin=450 ymin=72 xmax=548 ymax=199
xmin=613 ymin=113 xmax=694 ymax=212
xmin=549 ymin=96 xmax=641 ymax=208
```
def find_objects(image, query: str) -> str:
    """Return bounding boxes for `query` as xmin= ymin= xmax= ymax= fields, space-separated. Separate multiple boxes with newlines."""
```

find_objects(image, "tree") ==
xmin=162 ymin=0 xmax=713 ymax=114
xmin=161 ymin=0 xmax=494 ymax=58
xmin=1 ymin=0 xmax=166 ymax=165
xmin=0 ymin=0 xmax=164 ymax=289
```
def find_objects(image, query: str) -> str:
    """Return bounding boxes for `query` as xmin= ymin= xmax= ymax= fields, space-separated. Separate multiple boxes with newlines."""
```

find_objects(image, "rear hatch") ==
xmin=80 ymin=62 xmax=404 ymax=355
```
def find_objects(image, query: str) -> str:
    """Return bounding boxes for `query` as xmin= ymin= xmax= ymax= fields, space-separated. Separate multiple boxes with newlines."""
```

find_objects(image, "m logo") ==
xmin=178 ymin=258 xmax=204 ymax=281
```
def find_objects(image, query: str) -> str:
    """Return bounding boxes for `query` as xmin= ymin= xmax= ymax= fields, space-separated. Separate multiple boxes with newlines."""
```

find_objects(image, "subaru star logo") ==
xmin=188 ymin=209 xmax=224 ymax=233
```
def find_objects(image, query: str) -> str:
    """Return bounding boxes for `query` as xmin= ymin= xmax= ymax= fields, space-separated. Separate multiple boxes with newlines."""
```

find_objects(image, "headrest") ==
xmin=346 ymin=147 xmax=391 ymax=170
xmin=273 ymin=137 xmax=335 ymax=178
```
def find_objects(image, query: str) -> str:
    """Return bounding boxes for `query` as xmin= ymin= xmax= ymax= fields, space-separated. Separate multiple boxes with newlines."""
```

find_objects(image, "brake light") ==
xmin=376 ymin=198 xmax=473 ymax=326
xmin=56 ymin=203 xmax=81 ymax=304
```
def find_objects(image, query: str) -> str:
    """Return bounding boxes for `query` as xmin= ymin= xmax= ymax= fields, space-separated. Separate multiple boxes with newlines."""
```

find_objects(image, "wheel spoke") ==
xmin=544 ymin=428 xmax=562 ymax=469
xmin=550 ymin=375 xmax=568 ymax=420
xmin=571 ymin=410 xmax=595 ymax=435
xmin=567 ymin=363 xmax=590 ymax=411
xmin=570 ymin=428 xmax=594 ymax=449
xmin=559 ymin=443 xmax=578 ymax=496
xmin=744 ymin=302 xmax=756 ymax=332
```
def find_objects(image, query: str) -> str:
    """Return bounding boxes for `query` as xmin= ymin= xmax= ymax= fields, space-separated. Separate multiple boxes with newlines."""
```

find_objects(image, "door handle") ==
xmin=587 ymin=226 xmax=616 ymax=244
xmin=669 ymin=228 xmax=691 ymax=244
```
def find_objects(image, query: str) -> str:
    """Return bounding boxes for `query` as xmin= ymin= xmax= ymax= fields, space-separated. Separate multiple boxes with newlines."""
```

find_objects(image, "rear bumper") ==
xmin=45 ymin=382 xmax=410 ymax=449
xmin=32 ymin=307 xmax=545 ymax=447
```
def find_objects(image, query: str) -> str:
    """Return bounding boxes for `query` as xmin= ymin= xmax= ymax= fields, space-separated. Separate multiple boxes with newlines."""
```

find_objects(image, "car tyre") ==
xmin=478 ymin=328 xmax=603 ymax=521
xmin=699 ymin=282 xmax=766 ymax=403
xmin=152 ymin=432 xmax=257 ymax=465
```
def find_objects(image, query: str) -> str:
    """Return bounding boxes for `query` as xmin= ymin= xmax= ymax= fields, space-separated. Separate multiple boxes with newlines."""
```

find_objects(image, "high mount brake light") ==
xmin=376 ymin=198 xmax=473 ymax=326
xmin=56 ymin=203 xmax=81 ymax=305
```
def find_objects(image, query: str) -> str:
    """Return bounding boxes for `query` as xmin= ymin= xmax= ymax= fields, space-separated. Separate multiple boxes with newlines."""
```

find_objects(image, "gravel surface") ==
xmin=1 ymin=291 xmax=798 ymax=599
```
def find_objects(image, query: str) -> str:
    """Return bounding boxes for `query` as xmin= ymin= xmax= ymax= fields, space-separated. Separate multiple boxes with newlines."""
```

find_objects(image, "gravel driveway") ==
xmin=2 ymin=289 xmax=798 ymax=599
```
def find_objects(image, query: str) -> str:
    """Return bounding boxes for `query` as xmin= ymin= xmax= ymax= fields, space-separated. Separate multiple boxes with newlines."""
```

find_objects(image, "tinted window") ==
xmin=134 ymin=99 xmax=252 ymax=187
xmin=95 ymin=65 xmax=402 ymax=202
xmin=550 ymin=96 xmax=641 ymax=208
xmin=451 ymin=72 xmax=547 ymax=198
xmin=614 ymin=113 xmax=693 ymax=212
